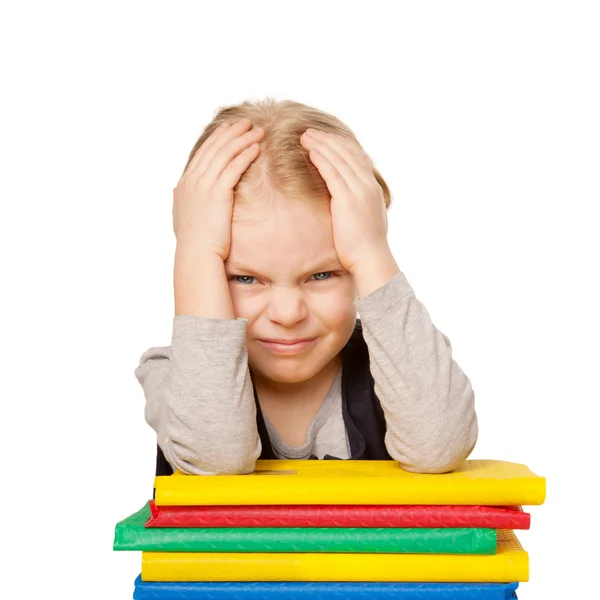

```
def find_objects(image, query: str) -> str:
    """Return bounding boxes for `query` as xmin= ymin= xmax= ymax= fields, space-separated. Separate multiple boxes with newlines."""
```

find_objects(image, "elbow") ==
xmin=427 ymin=415 xmax=478 ymax=473
xmin=416 ymin=382 xmax=478 ymax=473
xmin=400 ymin=447 xmax=473 ymax=474
xmin=160 ymin=436 xmax=261 ymax=476
xmin=395 ymin=413 xmax=479 ymax=474
xmin=177 ymin=458 xmax=258 ymax=476
xmin=404 ymin=442 xmax=476 ymax=474
xmin=196 ymin=450 xmax=260 ymax=476
xmin=399 ymin=454 xmax=464 ymax=475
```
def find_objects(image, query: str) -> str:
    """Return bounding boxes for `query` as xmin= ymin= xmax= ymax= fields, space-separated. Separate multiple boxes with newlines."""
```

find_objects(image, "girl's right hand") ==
xmin=172 ymin=118 xmax=264 ymax=259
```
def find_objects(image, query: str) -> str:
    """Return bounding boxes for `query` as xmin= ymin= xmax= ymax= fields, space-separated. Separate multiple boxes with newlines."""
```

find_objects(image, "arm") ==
xmin=296 ymin=126 xmax=476 ymax=471
xmin=354 ymin=252 xmax=478 ymax=473
xmin=134 ymin=248 xmax=262 ymax=475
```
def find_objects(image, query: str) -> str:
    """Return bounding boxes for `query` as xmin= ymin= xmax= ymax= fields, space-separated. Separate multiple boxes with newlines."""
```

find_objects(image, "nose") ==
xmin=266 ymin=286 xmax=308 ymax=327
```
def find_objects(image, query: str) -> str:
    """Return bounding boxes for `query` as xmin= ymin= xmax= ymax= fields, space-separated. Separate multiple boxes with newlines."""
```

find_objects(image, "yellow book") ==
xmin=154 ymin=459 xmax=546 ymax=506
xmin=142 ymin=529 xmax=528 ymax=582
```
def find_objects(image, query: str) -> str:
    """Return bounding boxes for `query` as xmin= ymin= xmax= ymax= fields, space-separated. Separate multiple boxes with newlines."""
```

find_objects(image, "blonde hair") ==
xmin=182 ymin=98 xmax=392 ymax=211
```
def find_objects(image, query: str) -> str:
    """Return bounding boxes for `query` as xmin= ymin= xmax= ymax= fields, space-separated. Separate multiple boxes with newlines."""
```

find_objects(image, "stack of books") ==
xmin=114 ymin=459 xmax=546 ymax=599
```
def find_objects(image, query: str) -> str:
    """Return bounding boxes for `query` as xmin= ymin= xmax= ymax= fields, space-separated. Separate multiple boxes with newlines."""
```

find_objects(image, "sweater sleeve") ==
xmin=355 ymin=271 xmax=478 ymax=473
xmin=134 ymin=315 xmax=262 ymax=475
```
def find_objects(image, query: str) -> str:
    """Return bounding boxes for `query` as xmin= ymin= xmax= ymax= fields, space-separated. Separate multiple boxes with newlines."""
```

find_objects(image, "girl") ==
xmin=135 ymin=98 xmax=478 ymax=476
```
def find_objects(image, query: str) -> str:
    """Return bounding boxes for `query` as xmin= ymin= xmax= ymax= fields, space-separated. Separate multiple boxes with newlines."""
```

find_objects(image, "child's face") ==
xmin=225 ymin=195 xmax=358 ymax=385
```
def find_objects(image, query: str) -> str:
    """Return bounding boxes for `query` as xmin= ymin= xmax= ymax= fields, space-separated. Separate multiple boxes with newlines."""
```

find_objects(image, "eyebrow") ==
xmin=224 ymin=257 xmax=341 ymax=279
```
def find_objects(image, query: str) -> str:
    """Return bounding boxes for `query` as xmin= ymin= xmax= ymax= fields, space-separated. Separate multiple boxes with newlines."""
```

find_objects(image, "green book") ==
xmin=113 ymin=503 xmax=497 ymax=554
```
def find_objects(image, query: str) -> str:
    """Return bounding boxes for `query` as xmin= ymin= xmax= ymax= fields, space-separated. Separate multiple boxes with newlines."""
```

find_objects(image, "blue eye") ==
xmin=233 ymin=275 xmax=256 ymax=285
xmin=230 ymin=272 xmax=335 ymax=285
xmin=312 ymin=272 xmax=333 ymax=281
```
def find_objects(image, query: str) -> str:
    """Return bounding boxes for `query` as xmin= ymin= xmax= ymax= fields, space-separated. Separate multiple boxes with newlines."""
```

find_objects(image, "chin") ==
xmin=255 ymin=360 xmax=322 ymax=384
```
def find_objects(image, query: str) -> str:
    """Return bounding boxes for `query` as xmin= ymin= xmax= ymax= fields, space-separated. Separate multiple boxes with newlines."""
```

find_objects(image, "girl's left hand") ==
xmin=300 ymin=128 xmax=389 ymax=274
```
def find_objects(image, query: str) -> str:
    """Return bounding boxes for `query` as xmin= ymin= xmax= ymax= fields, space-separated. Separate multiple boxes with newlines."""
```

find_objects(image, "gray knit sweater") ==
xmin=135 ymin=271 xmax=478 ymax=475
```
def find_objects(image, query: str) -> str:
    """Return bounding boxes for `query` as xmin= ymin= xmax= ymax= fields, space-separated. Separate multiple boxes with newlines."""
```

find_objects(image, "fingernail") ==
xmin=239 ymin=118 xmax=251 ymax=125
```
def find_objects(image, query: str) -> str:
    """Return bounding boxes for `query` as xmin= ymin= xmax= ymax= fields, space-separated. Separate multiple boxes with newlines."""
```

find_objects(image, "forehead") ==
xmin=228 ymin=200 xmax=340 ymax=277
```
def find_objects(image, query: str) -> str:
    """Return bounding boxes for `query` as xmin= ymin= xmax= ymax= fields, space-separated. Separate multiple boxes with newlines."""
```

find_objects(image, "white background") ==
xmin=1 ymin=2 xmax=598 ymax=599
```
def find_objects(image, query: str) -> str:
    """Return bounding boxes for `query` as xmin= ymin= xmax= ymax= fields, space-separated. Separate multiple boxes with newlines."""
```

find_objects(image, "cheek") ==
xmin=309 ymin=288 xmax=356 ymax=325
xmin=228 ymin=286 xmax=256 ymax=319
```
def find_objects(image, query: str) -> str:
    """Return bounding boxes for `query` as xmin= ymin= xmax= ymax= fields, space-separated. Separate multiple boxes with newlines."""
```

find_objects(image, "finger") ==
xmin=325 ymin=132 xmax=369 ymax=161
xmin=307 ymin=148 xmax=351 ymax=198
xmin=189 ymin=118 xmax=253 ymax=177
xmin=217 ymin=142 xmax=261 ymax=191
xmin=304 ymin=137 xmax=363 ymax=191
xmin=303 ymin=131 xmax=373 ymax=187
xmin=185 ymin=121 xmax=232 ymax=175
xmin=203 ymin=126 xmax=264 ymax=182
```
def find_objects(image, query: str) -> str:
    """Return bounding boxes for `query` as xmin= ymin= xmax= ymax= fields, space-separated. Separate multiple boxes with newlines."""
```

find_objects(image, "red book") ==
xmin=146 ymin=500 xmax=530 ymax=529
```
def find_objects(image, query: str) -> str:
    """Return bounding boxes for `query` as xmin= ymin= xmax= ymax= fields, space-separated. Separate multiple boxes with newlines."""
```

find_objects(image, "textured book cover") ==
xmin=146 ymin=499 xmax=530 ymax=529
xmin=141 ymin=529 xmax=528 ymax=582
xmin=115 ymin=503 xmax=496 ymax=554
xmin=132 ymin=576 xmax=520 ymax=600
xmin=154 ymin=459 xmax=546 ymax=506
